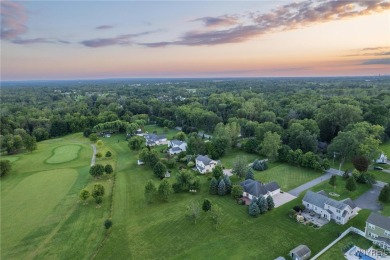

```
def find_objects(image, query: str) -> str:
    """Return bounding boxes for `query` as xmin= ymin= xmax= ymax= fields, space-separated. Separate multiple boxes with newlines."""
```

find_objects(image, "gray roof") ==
xmin=303 ymin=190 xmax=354 ymax=211
xmin=367 ymin=212 xmax=390 ymax=231
xmin=290 ymin=245 xmax=311 ymax=258
xmin=170 ymin=140 xmax=185 ymax=146
xmin=240 ymin=179 xmax=280 ymax=197
xmin=317 ymin=190 xmax=328 ymax=197
xmin=145 ymin=134 xmax=166 ymax=142
xmin=171 ymin=147 xmax=182 ymax=152
xmin=196 ymin=155 xmax=213 ymax=165
xmin=264 ymin=182 xmax=280 ymax=192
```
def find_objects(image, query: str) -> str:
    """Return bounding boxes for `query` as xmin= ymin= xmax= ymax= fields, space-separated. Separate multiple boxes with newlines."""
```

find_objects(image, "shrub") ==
xmin=104 ymin=219 xmax=112 ymax=229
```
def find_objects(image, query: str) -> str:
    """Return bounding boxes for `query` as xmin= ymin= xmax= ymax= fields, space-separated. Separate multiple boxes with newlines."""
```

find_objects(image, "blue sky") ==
xmin=1 ymin=0 xmax=389 ymax=80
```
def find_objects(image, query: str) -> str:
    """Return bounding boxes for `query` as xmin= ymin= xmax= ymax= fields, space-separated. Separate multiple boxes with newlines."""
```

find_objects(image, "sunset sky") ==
xmin=1 ymin=0 xmax=389 ymax=80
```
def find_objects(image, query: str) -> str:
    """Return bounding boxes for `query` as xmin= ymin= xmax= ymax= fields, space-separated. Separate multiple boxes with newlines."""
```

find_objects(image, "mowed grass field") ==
xmin=1 ymin=133 xmax=112 ymax=260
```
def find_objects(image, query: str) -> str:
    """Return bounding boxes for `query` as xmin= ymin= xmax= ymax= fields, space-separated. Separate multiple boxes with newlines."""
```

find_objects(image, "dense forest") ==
xmin=1 ymin=76 xmax=390 ymax=165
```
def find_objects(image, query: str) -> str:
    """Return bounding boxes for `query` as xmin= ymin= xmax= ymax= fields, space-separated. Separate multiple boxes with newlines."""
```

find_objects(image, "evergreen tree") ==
xmin=379 ymin=185 xmax=390 ymax=203
xmin=266 ymin=195 xmax=275 ymax=210
xmin=105 ymin=151 xmax=112 ymax=157
xmin=249 ymin=201 xmax=260 ymax=217
xmin=202 ymin=199 xmax=212 ymax=212
xmin=212 ymin=165 xmax=223 ymax=179
xmin=144 ymin=180 xmax=157 ymax=203
xmin=345 ymin=176 xmax=357 ymax=191
xmin=218 ymin=179 xmax=226 ymax=196
xmin=0 ymin=160 xmax=12 ymax=177
xmin=257 ymin=196 xmax=268 ymax=214
xmin=245 ymin=168 xmax=254 ymax=180
xmin=223 ymin=175 xmax=232 ymax=194
xmin=209 ymin=177 xmax=218 ymax=195
xmin=329 ymin=175 xmax=337 ymax=186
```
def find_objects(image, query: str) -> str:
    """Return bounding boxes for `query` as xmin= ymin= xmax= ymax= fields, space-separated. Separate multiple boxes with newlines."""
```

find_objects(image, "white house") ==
xmin=302 ymin=190 xmax=358 ymax=225
xmin=168 ymin=140 xmax=187 ymax=155
xmin=376 ymin=153 xmax=388 ymax=164
xmin=144 ymin=134 xmax=168 ymax=146
xmin=195 ymin=155 xmax=218 ymax=174
xmin=240 ymin=179 xmax=280 ymax=200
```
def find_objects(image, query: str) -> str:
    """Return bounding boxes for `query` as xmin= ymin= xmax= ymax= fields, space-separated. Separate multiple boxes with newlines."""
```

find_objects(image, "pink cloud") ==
xmin=0 ymin=0 xmax=28 ymax=40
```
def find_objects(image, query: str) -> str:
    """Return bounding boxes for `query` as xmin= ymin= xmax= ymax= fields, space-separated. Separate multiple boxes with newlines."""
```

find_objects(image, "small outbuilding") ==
xmin=289 ymin=245 xmax=311 ymax=260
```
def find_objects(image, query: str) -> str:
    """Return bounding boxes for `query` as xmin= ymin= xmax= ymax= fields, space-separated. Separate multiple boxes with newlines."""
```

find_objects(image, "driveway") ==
xmin=353 ymin=184 xmax=382 ymax=211
xmin=273 ymin=192 xmax=297 ymax=208
xmin=288 ymin=172 xmax=333 ymax=197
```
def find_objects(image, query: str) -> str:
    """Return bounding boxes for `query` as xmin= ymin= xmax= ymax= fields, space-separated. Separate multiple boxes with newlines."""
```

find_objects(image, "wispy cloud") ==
xmin=347 ymin=46 xmax=390 ymax=57
xmin=141 ymin=0 xmax=390 ymax=47
xmin=96 ymin=25 xmax=114 ymax=30
xmin=361 ymin=58 xmax=390 ymax=65
xmin=191 ymin=15 xmax=238 ymax=28
xmin=1 ymin=0 xmax=28 ymax=40
xmin=11 ymin=38 xmax=71 ymax=45
xmin=81 ymin=31 xmax=156 ymax=48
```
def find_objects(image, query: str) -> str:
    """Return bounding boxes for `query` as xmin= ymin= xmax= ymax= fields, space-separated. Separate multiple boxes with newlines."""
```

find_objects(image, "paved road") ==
xmin=288 ymin=171 xmax=333 ymax=197
xmin=90 ymin=144 xmax=97 ymax=166
xmin=353 ymin=184 xmax=382 ymax=211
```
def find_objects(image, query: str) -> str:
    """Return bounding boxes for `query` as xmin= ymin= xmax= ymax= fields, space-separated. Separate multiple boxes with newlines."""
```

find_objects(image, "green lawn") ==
xmin=311 ymin=176 xmax=372 ymax=200
xmin=317 ymin=232 xmax=372 ymax=260
xmin=255 ymin=164 xmax=323 ymax=191
xmin=45 ymin=144 xmax=82 ymax=164
xmin=1 ymin=133 xmax=113 ymax=260
xmin=219 ymin=149 xmax=260 ymax=168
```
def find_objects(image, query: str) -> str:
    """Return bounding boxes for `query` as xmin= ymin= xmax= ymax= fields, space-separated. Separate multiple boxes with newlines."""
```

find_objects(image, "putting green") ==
xmin=46 ymin=145 xmax=82 ymax=164
xmin=1 ymin=169 xmax=78 ymax=256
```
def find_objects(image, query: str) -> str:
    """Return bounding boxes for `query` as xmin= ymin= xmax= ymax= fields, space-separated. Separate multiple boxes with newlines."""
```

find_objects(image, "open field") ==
xmin=1 ymin=133 xmax=113 ymax=260
xmin=45 ymin=144 xmax=82 ymax=164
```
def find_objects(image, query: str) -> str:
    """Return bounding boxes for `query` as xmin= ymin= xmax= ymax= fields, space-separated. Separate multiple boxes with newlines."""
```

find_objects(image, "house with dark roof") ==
xmin=195 ymin=155 xmax=218 ymax=174
xmin=365 ymin=212 xmax=390 ymax=250
xmin=168 ymin=140 xmax=187 ymax=155
xmin=240 ymin=179 xmax=280 ymax=200
xmin=302 ymin=190 xmax=358 ymax=225
xmin=289 ymin=245 xmax=311 ymax=260
xmin=144 ymin=134 xmax=168 ymax=146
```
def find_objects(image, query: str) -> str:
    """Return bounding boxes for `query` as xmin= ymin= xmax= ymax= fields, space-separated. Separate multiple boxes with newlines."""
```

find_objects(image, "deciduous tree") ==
xmin=158 ymin=179 xmax=173 ymax=202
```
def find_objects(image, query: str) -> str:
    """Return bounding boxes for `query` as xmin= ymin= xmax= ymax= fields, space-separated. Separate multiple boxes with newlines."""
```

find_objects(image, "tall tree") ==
xmin=202 ymin=199 xmax=212 ymax=212
xmin=249 ymin=201 xmax=260 ymax=217
xmin=245 ymin=168 xmax=255 ymax=180
xmin=105 ymin=164 xmax=113 ymax=175
xmin=185 ymin=201 xmax=201 ymax=224
xmin=352 ymin=156 xmax=369 ymax=173
xmin=232 ymin=156 xmax=247 ymax=179
xmin=209 ymin=177 xmax=218 ymax=195
xmin=158 ymin=179 xmax=173 ymax=202
xmin=218 ymin=179 xmax=226 ymax=196
xmin=329 ymin=175 xmax=337 ymax=186
xmin=128 ymin=136 xmax=144 ymax=151
xmin=24 ymin=135 xmax=37 ymax=152
xmin=345 ymin=176 xmax=357 ymax=191
xmin=379 ymin=185 xmax=390 ymax=203
xmin=260 ymin=131 xmax=281 ymax=161
xmin=89 ymin=164 xmax=105 ymax=178
xmin=231 ymin=185 xmax=243 ymax=199
xmin=144 ymin=180 xmax=157 ymax=203
xmin=266 ymin=195 xmax=275 ymax=210
xmin=153 ymin=161 xmax=167 ymax=179
xmin=210 ymin=204 xmax=223 ymax=230
xmin=79 ymin=189 xmax=90 ymax=205
xmin=223 ymin=175 xmax=232 ymax=194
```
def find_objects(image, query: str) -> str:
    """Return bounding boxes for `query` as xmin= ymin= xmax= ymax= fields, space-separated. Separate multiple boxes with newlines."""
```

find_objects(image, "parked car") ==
xmin=374 ymin=166 xmax=384 ymax=170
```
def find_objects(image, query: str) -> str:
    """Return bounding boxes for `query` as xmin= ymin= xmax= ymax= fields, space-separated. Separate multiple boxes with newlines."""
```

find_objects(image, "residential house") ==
xmin=289 ymin=245 xmax=311 ymax=260
xmin=365 ymin=212 xmax=390 ymax=250
xmin=136 ymin=129 xmax=143 ymax=136
xmin=302 ymin=190 xmax=357 ymax=224
xmin=168 ymin=140 xmax=187 ymax=155
xmin=376 ymin=153 xmax=388 ymax=164
xmin=240 ymin=179 xmax=280 ymax=200
xmin=144 ymin=134 xmax=168 ymax=146
xmin=195 ymin=155 xmax=218 ymax=174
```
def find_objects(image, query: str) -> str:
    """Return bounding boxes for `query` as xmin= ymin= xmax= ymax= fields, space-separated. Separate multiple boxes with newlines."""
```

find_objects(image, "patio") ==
xmin=299 ymin=209 xmax=329 ymax=227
